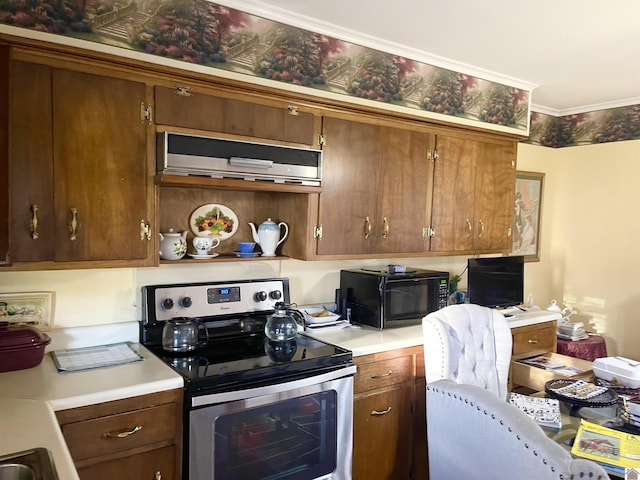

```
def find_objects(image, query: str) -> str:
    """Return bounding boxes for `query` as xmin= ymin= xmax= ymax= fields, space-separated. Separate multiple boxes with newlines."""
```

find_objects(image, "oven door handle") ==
xmin=192 ymin=364 xmax=356 ymax=407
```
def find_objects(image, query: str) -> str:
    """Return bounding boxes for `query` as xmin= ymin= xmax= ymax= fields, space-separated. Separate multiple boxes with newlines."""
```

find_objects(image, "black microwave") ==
xmin=339 ymin=268 xmax=449 ymax=329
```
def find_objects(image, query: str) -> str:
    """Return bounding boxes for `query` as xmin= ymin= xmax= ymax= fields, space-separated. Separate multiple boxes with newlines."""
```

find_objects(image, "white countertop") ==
xmin=0 ymin=397 xmax=80 ymax=480
xmin=304 ymin=324 xmax=424 ymax=356
xmin=304 ymin=310 xmax=561 ymax=356
xmin=0 ymin=322 xmax=183 ymax=480
xmin=0 ymin=344 xmax=183 ymax=410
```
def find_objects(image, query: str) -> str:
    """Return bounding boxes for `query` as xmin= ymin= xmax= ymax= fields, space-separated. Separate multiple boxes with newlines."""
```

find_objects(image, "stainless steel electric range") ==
xmin=140 ymin=278 xmax=355 ymax=480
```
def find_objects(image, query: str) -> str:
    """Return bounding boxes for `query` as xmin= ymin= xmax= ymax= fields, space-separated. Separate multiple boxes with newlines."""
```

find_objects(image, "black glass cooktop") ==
xmin=146 ymin=331 xmax=352 ymax=395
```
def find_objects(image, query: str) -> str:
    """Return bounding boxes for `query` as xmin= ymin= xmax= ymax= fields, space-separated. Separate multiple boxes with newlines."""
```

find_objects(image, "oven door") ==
xmin=189 ymin=366 xmax=355 ymax=480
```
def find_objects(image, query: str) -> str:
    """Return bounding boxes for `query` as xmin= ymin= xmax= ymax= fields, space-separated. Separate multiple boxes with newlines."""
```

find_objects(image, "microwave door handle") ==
xmin=229 ymin=157 xmax=274 ymax=169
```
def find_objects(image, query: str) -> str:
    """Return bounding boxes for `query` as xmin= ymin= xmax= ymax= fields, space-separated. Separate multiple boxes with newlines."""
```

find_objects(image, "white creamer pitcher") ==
xmin=248 ymin=218 xmax=288 ymax=257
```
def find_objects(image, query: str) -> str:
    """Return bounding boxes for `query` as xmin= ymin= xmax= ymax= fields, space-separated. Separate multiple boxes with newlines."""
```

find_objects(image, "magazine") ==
xmin=519 ymin=354 xmax=567 ymax=370
xmin=517 ymin=354 xmax=585 ymax=377
xmin=508 ymin=392 xmax=561 ymax=429
xmin=572 ymin=419 xmax=640 ymax=469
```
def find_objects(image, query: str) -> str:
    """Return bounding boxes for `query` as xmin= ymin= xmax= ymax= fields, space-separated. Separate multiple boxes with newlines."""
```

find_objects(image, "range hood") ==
xmin=157 ymin=132 xmax=322 ymax=186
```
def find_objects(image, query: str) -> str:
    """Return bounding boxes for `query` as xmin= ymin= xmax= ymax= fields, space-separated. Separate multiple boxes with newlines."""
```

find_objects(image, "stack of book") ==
xmin=508 ymin=392 xmax=561 ymax=429
xmin=557 ymin=321 xmax=589 ymax=341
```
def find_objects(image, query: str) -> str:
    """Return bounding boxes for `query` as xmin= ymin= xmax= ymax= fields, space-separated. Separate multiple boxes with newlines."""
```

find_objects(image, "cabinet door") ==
xmin=317 ymin=117 xmax=380 ymax=255
xmin=352 ymin=383 xmax=414 ymax=480
xmin=52 ymin=69 xmax=149 ymax=262
xmin=429 ymin=134 xmax=477 ymax=252
xmin=377 ymin=127 xmax=433 ymax=254
xmin=77 ymin=445 xmax=176 ymax=480
xmin=155 ymin=86 xmax=316 ymax=145
xmin=9 ymin=61 xmax=55 ymax=262
xmin=472 ymin=140 xmax=517 ymax=251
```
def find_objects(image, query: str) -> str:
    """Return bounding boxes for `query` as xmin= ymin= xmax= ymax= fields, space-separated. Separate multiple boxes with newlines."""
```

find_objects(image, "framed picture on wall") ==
xmin=513 ymin=171 xmax=544 ymax=262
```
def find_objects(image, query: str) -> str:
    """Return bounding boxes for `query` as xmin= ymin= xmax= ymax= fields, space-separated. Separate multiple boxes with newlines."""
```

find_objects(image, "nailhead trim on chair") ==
xmin=426 ymin=384 xmax=605 ymax=479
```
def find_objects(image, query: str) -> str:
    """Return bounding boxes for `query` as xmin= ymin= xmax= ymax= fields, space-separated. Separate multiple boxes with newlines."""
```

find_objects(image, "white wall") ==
xmin=0 ymin=256 xmax=468 ymax=328
xmin=518 ymin=140 xmax=640 ymax=357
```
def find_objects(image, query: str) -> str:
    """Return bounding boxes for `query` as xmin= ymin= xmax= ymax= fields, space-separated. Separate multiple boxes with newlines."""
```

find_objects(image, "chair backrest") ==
xmin=423 ymin=304 xmax=512 ymax=400
xmin=426 ymin=379 xmax=608 ymax=480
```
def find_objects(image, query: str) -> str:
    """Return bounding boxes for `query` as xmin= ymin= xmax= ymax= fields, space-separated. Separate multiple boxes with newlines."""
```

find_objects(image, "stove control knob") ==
xmin=180 ymin=296 xmax=193 ymax=308
xmin=269 ymin=290 xmax=282 ymax=300
xmin=255 ymin=291 xmax=268 ymax=302
xmin=161 ymin=298 xmax=174 ymax=310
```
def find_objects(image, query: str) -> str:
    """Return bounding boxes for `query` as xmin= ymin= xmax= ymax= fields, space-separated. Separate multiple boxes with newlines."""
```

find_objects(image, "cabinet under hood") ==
xmin=157 ymin=132 xmax=322 ymax=186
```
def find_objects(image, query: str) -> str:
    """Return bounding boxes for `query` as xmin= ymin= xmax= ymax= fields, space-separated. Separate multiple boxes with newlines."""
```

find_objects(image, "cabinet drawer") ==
xmin=61 ymin=403 xmax=177 ymax=461
xmin=355 ymin=355 xmax=414 ymax=393
xmin=512 ymin=322 xmax=556 ymax=357
xmin=77 ymin=445 xmax=176 ymax=480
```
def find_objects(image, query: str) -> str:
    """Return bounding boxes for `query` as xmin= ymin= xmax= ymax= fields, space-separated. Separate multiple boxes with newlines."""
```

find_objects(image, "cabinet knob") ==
xmin=465 ymin=219 xmax=472 ymax=238
xmin=363 ymin=216 xmax=372 ymax=239
xmin=30 ymin=204 xmax=39 ymax=240
xmin=371 ymin=406 xmax=392 ymax=416
xmin=69 ymin=208 xmax=78 ymax=241
xmin=382 ymin=217 xmax=389 ymax=239
xmin=154 ymin=472 xmax=162 ymax=480
xmin=102 ymin=425 xmax=143 ymax=439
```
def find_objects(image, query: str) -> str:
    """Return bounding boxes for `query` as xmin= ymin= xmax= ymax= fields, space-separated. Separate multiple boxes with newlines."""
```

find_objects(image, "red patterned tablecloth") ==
xmin=557 ymin=334 xmax=608 ymax=362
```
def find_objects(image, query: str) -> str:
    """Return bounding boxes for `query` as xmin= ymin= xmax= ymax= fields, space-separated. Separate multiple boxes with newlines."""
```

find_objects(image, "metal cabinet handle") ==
xmin=30 ymin=204 xmax=39 ymax=240
xmin=102 ymin=425 xmax=143 ymax=439
xmin=364 ymin=216 xmax=372 ymax=239
xmin=465 ymin=219 xmax=472 ymax=237
xmin=370 ymin=370 xmax=393 ymax=379
xmin=140 ymin=219 xmax=152 ymax=241
xmin=154 ymin=472 xmax=162 ymax=480
xmin=69 ymin=208 xmax=78 ymax=241
xmin=382 ymin=217 xmax=389 ymax=239
xmin=528 ymin=338 xmax=540 ymax=345
xmin=478 ymin=219 xmax=485 ymax=238
xmin=371 ymin=407 xmax=392 ymax=416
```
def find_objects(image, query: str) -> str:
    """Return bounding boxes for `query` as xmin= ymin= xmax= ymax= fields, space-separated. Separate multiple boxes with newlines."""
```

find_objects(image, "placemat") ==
xmin=51 ymin=342 xmax=143 ymax=372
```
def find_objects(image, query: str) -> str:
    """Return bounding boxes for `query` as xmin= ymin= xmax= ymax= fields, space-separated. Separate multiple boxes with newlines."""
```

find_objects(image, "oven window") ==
xmin=213 ymin=391 xmax=337 ymax=480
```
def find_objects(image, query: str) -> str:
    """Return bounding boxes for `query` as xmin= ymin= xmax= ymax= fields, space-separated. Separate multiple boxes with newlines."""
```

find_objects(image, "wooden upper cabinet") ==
xmin=7 ymin=56 xmax=153 ymax=267
xmin=377 ymin=127 xmax=433 ymax=254
xmin=52 ymin=69 xmax=150 ymax=262
xmin=317 ymin=117 xmax=380 ymax=255
xmin=317 ymin=116 xmax=433 ymax=257
xmin=430 ymin=133 xmax=516 ymax=253
xmin=154 ymin=85 xmax=317 ymax=146
xmin=9 ymin=60 xmax=55 ymax=263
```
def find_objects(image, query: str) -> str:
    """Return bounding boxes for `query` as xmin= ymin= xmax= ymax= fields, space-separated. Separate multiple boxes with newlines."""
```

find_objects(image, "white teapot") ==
xmin=248 ymin=218 xmax=288 ymax=257
xmin=159 ymin=229 xmax=187 ymax=260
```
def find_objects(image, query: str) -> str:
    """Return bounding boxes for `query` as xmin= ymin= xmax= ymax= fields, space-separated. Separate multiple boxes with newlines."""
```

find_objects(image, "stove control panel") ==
xmin=143 ymin=278 xmax=290 ymax=323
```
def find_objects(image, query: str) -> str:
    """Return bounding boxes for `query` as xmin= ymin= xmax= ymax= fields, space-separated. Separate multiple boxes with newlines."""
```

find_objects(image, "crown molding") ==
xmin=214 ymin=0 xmax=537 ymax=92
xmin=532 ymin=97 xmax=640 ymax=117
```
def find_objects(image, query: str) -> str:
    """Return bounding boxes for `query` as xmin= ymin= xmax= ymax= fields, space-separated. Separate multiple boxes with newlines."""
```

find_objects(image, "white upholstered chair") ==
xmin=422 ymin=303 xmax=513 ymax=400
xmin=427 ymin=379 xmax=609 ymax=479
xmin=423 ymin=305 xmax=608 ymax=479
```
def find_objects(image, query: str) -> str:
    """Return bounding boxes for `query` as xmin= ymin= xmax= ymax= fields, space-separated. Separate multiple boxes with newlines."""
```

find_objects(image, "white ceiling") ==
xmin=221 ymin=0 xmax=640 ymax=115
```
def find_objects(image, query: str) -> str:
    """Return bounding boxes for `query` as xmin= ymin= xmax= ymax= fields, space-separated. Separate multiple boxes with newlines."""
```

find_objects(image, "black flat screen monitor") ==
xmin=467 ymin=256 xmax=524 ymax=308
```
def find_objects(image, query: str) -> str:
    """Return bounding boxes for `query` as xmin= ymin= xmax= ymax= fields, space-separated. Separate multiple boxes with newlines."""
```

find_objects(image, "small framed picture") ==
xmin=513 ymin=171 xmax=544 ymax=262
xmin=0 ymin=292 xmax=55 ymax=330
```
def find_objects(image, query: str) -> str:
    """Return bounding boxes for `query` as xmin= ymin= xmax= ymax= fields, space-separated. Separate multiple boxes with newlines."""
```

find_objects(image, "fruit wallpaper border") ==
xmin=527 ymin=106 xmax=640 ymax=148
xmin=0 ymin=0 xmax=530 ymax=135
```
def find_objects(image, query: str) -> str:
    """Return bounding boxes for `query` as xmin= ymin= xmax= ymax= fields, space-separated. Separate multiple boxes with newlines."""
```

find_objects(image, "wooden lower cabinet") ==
xmin=77 ymin=445 xmax=175 ymax=480
xmin=55 ymin=389 xmax=182 ymax=480
xmin=353 ymin=346 xmax=427 ymax=480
